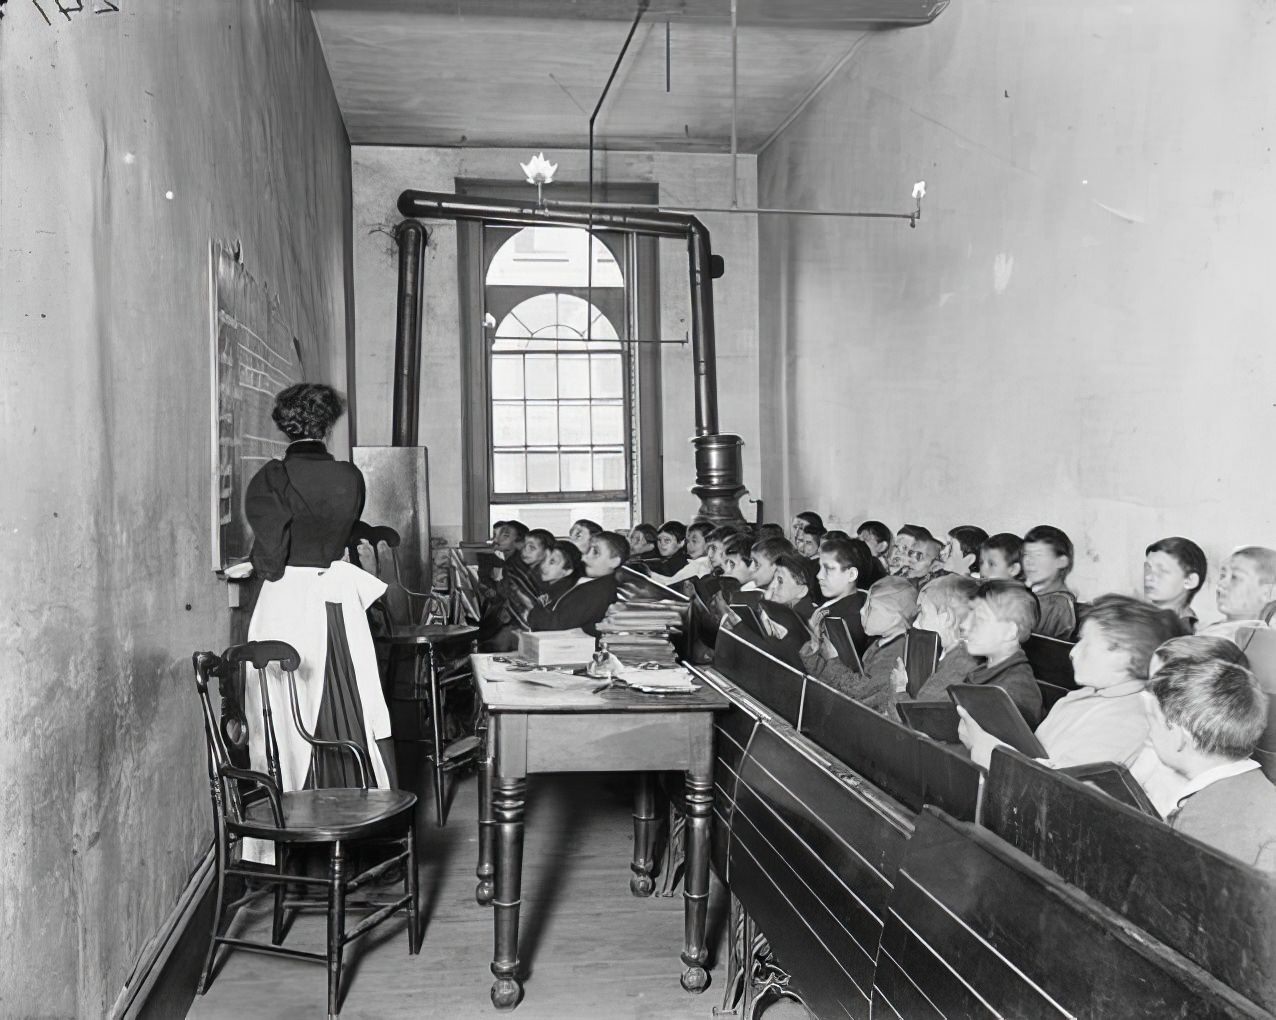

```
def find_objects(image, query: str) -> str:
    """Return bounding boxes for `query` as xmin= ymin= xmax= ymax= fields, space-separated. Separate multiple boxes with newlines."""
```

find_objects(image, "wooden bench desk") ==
xmin=470 ymin=654 xmax=730 ymax=1010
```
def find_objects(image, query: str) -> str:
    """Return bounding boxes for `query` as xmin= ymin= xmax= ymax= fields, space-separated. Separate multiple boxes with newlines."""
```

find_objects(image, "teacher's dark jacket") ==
xmin=246 ymin=440 xmax=366 ymax=582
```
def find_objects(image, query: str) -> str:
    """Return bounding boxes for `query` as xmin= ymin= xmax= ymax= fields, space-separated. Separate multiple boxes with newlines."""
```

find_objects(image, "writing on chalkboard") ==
xmin=209 ymin=242 xmax=307 ymax=571
xmin=30 ymin=0 xmax=118 ymax=25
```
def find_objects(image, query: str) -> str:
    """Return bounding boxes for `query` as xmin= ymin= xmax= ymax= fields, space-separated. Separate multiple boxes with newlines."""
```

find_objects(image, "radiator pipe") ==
xmin=391 ymin=220 xmax=427 ymax=447
xmin=395 ymin=189 xmax=743 ymax=522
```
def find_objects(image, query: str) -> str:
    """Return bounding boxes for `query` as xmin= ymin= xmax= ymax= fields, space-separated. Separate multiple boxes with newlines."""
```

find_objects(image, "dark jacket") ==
xmin=246 ymin=440 xmax=365 ymax=582
xmin=962 ymin=648 xmax=1043 ymax=727
xmin=648 ymin=549 xmax=689 ymax=577
xmin=527 ymin=573 xmax=619 ymax=637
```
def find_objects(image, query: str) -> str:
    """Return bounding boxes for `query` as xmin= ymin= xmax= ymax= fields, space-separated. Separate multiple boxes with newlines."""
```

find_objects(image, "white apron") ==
xmin=242 ymin=561 xmax=390 ymax=863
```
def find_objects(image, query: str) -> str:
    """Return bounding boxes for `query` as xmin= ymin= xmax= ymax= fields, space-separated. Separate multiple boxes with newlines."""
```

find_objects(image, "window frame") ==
xmin=456 ymin=179 xmax=663 ymax=540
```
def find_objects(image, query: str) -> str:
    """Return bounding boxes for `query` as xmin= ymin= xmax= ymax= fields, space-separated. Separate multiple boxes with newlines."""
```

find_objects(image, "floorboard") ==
xmin=187 ymin=760 xmax=730 ymax=1019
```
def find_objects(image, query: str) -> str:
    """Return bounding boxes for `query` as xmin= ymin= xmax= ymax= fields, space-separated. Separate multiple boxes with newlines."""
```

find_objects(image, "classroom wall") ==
xmin=758 ymin=0 xmax=1276 ymax=614
xmin=350 ymin=147 xmax=761 ymax=539
xmin=0 ymin=2 xmax=351 ymax=1014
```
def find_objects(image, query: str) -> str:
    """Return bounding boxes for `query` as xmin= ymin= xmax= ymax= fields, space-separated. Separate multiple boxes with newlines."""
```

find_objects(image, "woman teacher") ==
xmin=236 ymin=384 xmax=394 ymax=862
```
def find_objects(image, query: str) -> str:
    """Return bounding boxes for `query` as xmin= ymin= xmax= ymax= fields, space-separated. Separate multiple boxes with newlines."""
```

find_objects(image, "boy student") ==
xmin=791 ymin=510 xmax=824 ymax=543
xmin=893 ymin=574 xmax=981 ymax=701
xmin=649 ymin=521 xmax=689 ymax=577
xmin=667 ymin=521 xmax=715 ymax=583
xmin=1128 ymin=634 xmax=1250 ymax=817
xmin=960 ymin=594 xmax=1180 ymax=770
xmin=567 ymin=518 xmax=604 ymax=554
xmin=1143 ymin=536 xmax=1208 ymax=632
xmin=527 ymin=532 xmax=629 ymax=637
xmin=941 ymin=525 xmax=989 ymax=577
xmin=904 ymin=533 xmax=946 ymax=587
xmin=857 ymin=520 xmax=893 ymax=575
xmin=627 ymin=524 xmax=661 ymax=564
xmin=757 ymin=522 xmax=787 ymax=542
xmin=1211 ymin=546 xmax=1276 ymax=625
xmin=764 ymin=552 xmax=812 ymax=612
xmin=851 ymin=577 xmax=920 ymax=713
xmin=953 ymin=580 xmax=1044 ymax=726
xmin=1021 ymin=524 xmax=1078 ymax=638
xmin=1148 ymin=657 xmax=1276 ymax=872
xmin=745 ymin=536 xmax=794 ymax=593
xmin=889 ymin=524 xmax=931 ymax=576
xmin=800 ymin=539 xmax=878 ymax=701
xmin=978 ymin=532 xmax=1024 ymax=580
xmin=794 ymin=523 xmax=826 ymax=558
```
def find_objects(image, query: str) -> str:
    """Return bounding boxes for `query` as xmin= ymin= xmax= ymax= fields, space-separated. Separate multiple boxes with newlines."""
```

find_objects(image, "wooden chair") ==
xmin=348 ymin=521 xmax=447 ymax=627
xmin=193 ymin=642 xmax=419 ymax=1019
xmin=378 ymin=623 xmax=480 ymax=826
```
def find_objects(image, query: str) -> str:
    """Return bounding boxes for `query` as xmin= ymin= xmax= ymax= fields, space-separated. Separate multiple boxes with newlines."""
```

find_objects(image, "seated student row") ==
xmin=479 ymin=515 xmax=1275 ymax=874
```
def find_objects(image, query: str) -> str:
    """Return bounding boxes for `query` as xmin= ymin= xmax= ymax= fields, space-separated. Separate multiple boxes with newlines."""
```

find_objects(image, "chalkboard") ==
xmin=209 ymin=243 xmax=307 ymax=570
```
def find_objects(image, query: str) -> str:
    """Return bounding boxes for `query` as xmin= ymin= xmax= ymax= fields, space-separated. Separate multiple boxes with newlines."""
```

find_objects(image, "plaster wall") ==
xmin=350 ymin=147 xmax=760 ymax=538
xmin=0 ymin=2 xmax=351 ymax=1013
xmin=758 ymin=0 xmax=1276 ymax=614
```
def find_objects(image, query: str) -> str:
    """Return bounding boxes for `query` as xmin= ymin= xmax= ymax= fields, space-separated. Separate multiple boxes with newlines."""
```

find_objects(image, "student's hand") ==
xmin=891 ymin=657 xmax=908 ymax=694
xmin=956 ymin=706 xmax=1009 ymax=770
xmin=224 ymin=561 xmax=254 ymax=580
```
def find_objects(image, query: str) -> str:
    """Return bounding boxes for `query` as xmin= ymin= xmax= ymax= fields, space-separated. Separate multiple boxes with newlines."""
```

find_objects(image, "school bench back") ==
xmin=713 ymin=625 xmax=808 ymax=726
xmin=798 ymin=677 xmax=982 ymax=822
xmin=1024 ymin=632 xmax=1079 ymax=711
xmin=872 ymin=806 xmax=1264 ymax=1020
xmin=983 ymin=748 xmax=1276 ymax=1014
xmin=728 ymin=721 xmax=913 ymax=1019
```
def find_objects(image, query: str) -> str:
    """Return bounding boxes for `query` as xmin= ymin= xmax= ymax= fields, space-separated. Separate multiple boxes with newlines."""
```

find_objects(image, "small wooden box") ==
xmin=517 ymin=630 xmax=596 ymax=665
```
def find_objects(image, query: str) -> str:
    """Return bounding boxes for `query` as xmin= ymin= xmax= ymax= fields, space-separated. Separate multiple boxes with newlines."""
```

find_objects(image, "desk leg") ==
xmin=630 ymin=771 xmax=658 ymax=897
xmin=490 ymin=775 xmax=526 ymax=1010
xmin=475 ymin=732 xmax=495 ymax=906
xmin=680 ymin=768 xmax=713 ymax=993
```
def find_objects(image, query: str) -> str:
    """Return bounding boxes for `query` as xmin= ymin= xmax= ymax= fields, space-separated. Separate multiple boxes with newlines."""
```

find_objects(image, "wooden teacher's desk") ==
xmin=470 ymin=653 xmax=729 ymax=1010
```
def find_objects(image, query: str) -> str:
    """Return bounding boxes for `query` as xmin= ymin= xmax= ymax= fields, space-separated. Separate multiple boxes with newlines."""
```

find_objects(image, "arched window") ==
xmin=481 ymin=225 xmax=634 ymax=532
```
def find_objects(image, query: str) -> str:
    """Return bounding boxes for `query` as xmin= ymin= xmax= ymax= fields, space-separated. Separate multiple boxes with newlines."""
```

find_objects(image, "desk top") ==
xmin=473 ymin=654 xmax=730 ymax=715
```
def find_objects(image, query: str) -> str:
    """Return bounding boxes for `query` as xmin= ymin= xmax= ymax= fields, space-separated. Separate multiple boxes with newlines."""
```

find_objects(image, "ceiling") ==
xmin=308 ymin=0 xmax=948 ymax=152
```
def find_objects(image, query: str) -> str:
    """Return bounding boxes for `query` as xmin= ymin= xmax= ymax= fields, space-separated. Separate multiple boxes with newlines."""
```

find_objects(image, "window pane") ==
xmin=558 ymin=355 xmax=589 ymax=396
xmin=526 ymin=404 xmax=558 ymax=446
xmin=561 ymin=452 xmax=591 ymax=491
xmin=591 ymin=404 xmax=624 ymax=445
xmin=493 ymin=453 xmax=526 ymax=493
xmin=590 ymin=356 xmax=622 ymax=398
xmin=527 ymin=453 xmax=559 ymax=492
xmin=492 ymin=402 xmax=525 ymax=447
xmin=559 ymin=405 xmax=591 ymax=445
xmin=593 ymin=452 xmax=625 ymax=491
xmin=525 ymin=355 xmax=557 ymax=399
xmin=491 ymin=357 xmax=524 ymax=399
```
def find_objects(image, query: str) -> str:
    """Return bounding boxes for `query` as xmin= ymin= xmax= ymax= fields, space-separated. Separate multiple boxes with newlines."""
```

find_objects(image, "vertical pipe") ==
xmin=392 ymin=220 xmax=427 ymax=447
xmin=730 ymin=0 xmax=739 ymax=209
xmin=687 ymin=225 xmax=719 ymax=437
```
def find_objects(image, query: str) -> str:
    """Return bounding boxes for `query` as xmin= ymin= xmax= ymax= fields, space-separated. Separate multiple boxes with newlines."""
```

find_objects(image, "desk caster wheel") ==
xmin=476 ymin=879 xmax=494 ymax=905
xmin=681 ymin=965 xmax=710 ymax=994
xmin=630 ymin=873 xmax=655 ymax=897
xmin=491 ymin=976 xmax=523 ymax=1010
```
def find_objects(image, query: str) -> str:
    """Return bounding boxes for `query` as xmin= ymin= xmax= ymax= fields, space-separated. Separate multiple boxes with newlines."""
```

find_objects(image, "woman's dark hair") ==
xmin=272 ymin=383 xmax=346 ymax=441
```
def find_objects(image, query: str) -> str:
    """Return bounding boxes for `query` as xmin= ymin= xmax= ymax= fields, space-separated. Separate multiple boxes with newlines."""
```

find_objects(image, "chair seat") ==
xmin=234 ymin=788 xmax=417 ymax=843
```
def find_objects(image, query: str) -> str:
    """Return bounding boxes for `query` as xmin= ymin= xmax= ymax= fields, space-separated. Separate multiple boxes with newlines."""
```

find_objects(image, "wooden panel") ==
xmin=728 ymin=724 xmax=913 ymax=1019
xmin=711 ymin=699 xmax=759 ymax=877
xmin=800 ymin=678 xmax=982 ymax=821
xmin=983 ymin=749 xmax=1276 ymax=1013
xmin=873 ymin=808 xmax=1267 ymax=1020
xmin=521 ymin=711 xmax=706 ymax=773
xmin=714 ymin=628 xmax=807 ymax=726
xmin=310 ymin=0 xmax=949 ymax=28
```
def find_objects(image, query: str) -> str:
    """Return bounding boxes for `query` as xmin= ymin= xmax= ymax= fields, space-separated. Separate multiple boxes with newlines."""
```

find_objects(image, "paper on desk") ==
xmin=616 ymin=665 xmax=699 ymax=693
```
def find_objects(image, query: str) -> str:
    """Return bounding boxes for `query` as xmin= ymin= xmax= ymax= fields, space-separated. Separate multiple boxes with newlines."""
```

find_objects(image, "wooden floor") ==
xmin=188 ymin=757 xmax=731 ymax=1019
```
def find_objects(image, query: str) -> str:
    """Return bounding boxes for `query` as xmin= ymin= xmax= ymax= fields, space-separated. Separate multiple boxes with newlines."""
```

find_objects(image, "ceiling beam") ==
xmin=306 ymin=0 xmax=947 ymax=30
